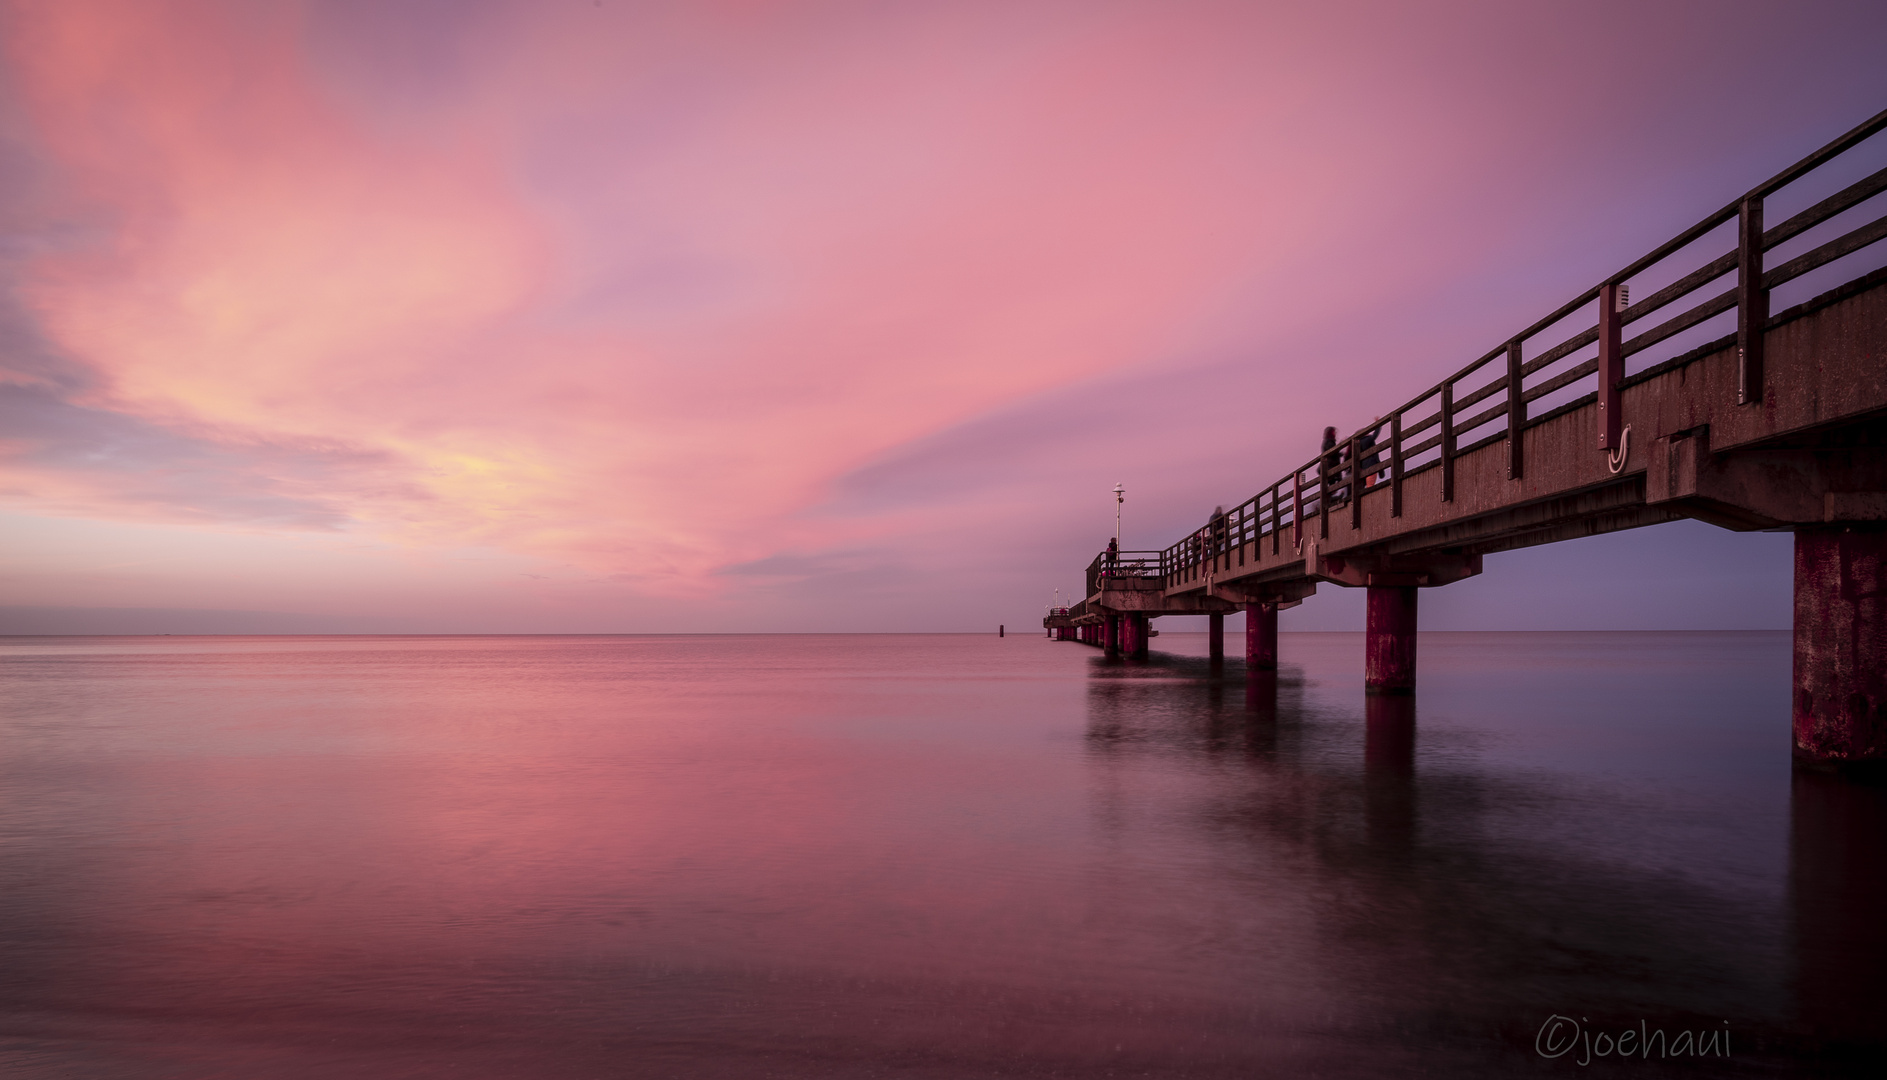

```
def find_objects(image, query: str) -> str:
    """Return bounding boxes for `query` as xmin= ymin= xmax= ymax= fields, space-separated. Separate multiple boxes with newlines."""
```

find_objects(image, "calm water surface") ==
xmin=1 ymin=632 xmax=1882 ymax=1077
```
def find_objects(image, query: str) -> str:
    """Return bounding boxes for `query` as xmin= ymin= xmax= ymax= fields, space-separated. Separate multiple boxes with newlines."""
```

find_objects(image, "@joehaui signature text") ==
xmin=1536 ymin=1015 xmax=1730 ymax=1064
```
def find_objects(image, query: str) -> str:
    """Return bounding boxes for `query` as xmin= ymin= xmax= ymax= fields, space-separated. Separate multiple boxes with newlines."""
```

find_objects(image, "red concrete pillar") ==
xmin=1119 ymin=614 xmax=1148 ymax=658
xmin=1245 ymin=602 xmax=1277 ymax=670
xmin=1208 ymin=612 xmax=1224 ymax=662
xmin=1365 ymin=585 xmax=1417 ymax=694
xmin=1793 ymin=526 xmax=1887 ymax=771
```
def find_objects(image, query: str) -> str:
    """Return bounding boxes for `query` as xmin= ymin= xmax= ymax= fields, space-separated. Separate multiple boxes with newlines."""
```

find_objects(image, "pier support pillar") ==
xmin=1365 ymin=585 xmax=1417 ymax=695
xmin=1245 ymin=602 xmax=1277 ymax=670
xmin=1120 ymin=615 xmax=1150 ymax=659
xmin=1208 ymin=612 xmax=1224 ymax=662
xmin=1793 ymin=526 xmax=1887 ymax=773
xmin=1103 ymin=615 xmax=1120 ymax=657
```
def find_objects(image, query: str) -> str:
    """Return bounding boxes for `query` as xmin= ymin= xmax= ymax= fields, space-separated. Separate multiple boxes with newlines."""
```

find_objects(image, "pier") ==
xmin=1048 ymin=108 xmax=1887 ymax=774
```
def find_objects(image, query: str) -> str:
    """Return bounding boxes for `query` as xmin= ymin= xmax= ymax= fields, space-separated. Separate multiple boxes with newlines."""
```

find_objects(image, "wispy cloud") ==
xmin=1 ymin=0 xmax=1881 ymax=628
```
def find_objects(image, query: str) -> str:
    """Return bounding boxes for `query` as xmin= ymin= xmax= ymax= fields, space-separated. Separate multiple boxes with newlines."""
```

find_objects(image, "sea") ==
xmin=0 ymin=631 xmax=1881 ymax=1077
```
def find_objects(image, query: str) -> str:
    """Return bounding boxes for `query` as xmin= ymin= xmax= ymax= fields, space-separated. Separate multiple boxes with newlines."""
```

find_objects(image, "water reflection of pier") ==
xmin=1080 ymin=651 xmax=1887 ymax=1067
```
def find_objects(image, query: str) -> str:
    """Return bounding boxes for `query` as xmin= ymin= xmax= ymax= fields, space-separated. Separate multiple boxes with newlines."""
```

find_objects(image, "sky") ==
xmin=2 ymin=0 xmax=1885 ymax=634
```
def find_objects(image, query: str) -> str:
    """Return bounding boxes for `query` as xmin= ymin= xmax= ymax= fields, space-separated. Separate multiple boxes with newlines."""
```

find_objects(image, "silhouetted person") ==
xmin=1357 ymin=418 xmax=1381 ymax=489
xmin=1321 ymin=425 xmax=1344 ymax=503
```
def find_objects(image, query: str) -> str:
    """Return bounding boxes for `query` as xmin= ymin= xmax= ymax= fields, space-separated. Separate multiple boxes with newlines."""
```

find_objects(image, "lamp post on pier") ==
xmin=1113 ymin=484 xmax=1124 ymax=548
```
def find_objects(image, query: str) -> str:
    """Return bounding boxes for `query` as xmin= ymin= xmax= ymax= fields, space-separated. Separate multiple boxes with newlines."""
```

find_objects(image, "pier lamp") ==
xmin=1113 ymin=484 xmax=1124 ymax=547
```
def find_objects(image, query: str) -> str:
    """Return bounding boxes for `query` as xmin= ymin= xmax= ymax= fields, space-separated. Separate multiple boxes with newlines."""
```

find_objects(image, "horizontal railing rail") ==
xmin=1086 ymin=550 xmax=1165 ymax=596
xmin=1085 ymin=106 xmax=1887 ymax=589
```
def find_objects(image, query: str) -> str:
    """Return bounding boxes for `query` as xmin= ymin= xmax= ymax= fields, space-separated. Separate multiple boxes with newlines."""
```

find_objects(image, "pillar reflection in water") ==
xmin=1244 ymin=669 xmax=1279 ymax=721
xmin=1790 ymin=768 xmax=1887 ymax=1056
xmin=1364 ymin=694 xmax=1417 ymax=851
xmin=1364 ymin=694 xmax=1415 ymax=778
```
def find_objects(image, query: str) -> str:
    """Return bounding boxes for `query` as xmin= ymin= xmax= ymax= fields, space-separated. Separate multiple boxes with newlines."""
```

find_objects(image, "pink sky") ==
xmin=2 ymin=0 xmax=1885 ymax=632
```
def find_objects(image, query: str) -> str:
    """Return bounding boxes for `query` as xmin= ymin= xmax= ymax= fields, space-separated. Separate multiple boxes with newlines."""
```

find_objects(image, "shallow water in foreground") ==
xmin=0 ymin=631 xmax=1881 ymax=1077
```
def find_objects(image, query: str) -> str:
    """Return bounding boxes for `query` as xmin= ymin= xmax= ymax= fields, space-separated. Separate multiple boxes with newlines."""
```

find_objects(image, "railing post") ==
xmin=1348 ymin=434 xmax=1363 ymax=530
xmin=1318 ymin=454 xmax=1330 ymax=540
xmin=1506 ymin=340 xmax=1525 ymax=480
xmin=1440 ymin=381 xmax=1456 ymax=502
xmin=1738 ymin=195 xmax=1767 ymax=405
xmin=1292 ymin=472 xmax=1304 ymax=551
xmin=1390 ymin=411 xmax=1404 ymax=517
xmin=1270 ymin=484 xmax=1281 ymax=555
xmin=1598 ymin=281 xmax=1623 ymax=449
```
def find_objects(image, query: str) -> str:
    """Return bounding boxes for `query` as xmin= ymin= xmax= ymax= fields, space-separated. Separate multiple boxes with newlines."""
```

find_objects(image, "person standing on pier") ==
xmin=1321 ymin=425 xmax=1343 ymax=504
xmin=1357 ymin=418 xmax=1381 ymax=489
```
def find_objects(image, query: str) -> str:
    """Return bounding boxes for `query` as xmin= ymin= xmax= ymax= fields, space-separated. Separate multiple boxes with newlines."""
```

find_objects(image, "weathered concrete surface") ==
xmin=1365 ymin=586 xmax=1418 ymax=695
xmin=1794 ymin=526 xmax=1887 ymax=772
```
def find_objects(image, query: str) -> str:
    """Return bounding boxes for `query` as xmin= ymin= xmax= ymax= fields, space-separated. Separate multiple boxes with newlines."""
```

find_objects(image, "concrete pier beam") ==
xmin=1208 ymin=612 xmax=1224 ymax=663
xmin=1365 ymin=585 xmax=1417 ymax=695
xmin=1793 ymin=526 xmax=1887 ymax=773
xmin=1245 ymin=602 xmax=1277 ymax=670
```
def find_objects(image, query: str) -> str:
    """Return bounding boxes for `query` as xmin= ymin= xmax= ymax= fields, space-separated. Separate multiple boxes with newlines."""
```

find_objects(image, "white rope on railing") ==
xmin=1607 ymin=424 xmax=1633 ymax=475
